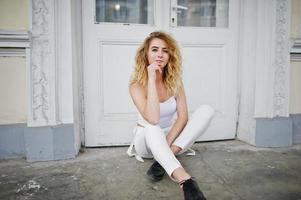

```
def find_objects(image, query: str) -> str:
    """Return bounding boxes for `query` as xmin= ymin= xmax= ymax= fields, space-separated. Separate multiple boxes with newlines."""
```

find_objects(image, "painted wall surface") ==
xmin=0 ymin=0 xmax=28 ymax=125
xmin=290 ymin=61 xmax=301 ymax=114
xmin=290 ymin=0 xmax=301 ymax=114
xmin=291 ymin=0 xmax=301 ymax=39
xmin=0 ymin=0 xmax=29 ymax=30
xmin=0 ymin=57 xmax=27 ymax=124
xmin=0 ymin=0 xmax=75 ymax=125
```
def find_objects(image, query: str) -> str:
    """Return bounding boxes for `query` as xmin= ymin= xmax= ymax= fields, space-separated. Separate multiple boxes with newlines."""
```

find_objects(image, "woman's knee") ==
xmin=194 ymin=105 xmax=215 ymax=120
xmin=134 ymin=140 xmax=150 ymax=158
xmin=144 ymin=124 xmax=165 ymax=140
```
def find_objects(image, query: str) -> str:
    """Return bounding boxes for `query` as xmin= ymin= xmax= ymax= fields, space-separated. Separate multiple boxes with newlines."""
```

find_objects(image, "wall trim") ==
xmin=290 ymin=38 xmax=301 ymax=61
xmin=0 ymin=30 xmax=30 ymax=57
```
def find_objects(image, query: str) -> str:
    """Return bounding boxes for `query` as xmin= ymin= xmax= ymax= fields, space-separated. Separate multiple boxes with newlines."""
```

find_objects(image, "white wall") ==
xmin=57 ymin=0 xmax=74 ymax=124
xmin=0 ymin=0 xmax=29 ymax=30
xmin=291 ymin=0 xmax=301 ymax=39
xmin=0 ymin=0 xmax=28 ymax=124
xmin=236 ymin=0 xmax=257 ymax=145
xmin=290 ymin=61 xmax=301 ymax=114
xmin=0 ymin=57 xmax=27 ymax=124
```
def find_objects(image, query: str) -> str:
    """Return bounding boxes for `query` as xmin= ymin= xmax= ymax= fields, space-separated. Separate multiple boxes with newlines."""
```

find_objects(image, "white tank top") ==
xmin=137 ymin=96 xmax=177 ymax=129
xmin=128 ymin=96 xmax=196 ymax=162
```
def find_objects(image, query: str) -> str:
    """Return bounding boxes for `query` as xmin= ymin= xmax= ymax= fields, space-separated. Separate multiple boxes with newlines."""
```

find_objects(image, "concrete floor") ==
xmin=0 ymin=140 xmax=301 ymax=200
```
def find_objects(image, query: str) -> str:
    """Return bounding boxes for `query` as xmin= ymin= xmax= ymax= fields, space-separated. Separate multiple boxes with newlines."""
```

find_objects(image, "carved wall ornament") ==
xmin=273 ymin=0 xmax=290 ymax=117
xmin=30 ymin=0 xmax=55 ymax=125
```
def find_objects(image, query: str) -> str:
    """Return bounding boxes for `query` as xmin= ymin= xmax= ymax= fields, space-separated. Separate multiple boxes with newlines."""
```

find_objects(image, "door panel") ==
xmin=182 ymin=45 xmax=225 ymax=111
xmin=102 ymin=43 xmax=138 ymax=115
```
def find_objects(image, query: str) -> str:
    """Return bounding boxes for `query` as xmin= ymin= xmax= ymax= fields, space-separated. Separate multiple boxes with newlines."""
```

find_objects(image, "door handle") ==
xmin=170 ymin=1 xmax=188 ymax=27
xmin=172 ymin=5 xmax=188 ymax=11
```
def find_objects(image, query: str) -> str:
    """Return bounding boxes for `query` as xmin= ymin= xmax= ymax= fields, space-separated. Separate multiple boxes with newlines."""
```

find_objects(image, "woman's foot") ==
xmin=147 ymin=161 xmax=165 ymax=181
xmin=180 ymin=178 xmax=206 ymax=200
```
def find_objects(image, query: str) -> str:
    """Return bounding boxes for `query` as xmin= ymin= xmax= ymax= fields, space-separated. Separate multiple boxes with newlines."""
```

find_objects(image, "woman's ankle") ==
xmin=171 ymin=145 xmax=182 ymax=155
xmin=171 ymin=167 xmax=191 ymax=183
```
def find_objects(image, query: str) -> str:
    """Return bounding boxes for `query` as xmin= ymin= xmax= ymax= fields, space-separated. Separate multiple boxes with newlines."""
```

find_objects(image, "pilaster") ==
xmin=238 ymin=0 xmax=292 ymax=147
xmin=28 ymin=0 xmax=76 ymax=126
xmin=28 ymin=0 xmax=58 ymax=126
xmin=254 ymin=0 xmax=291 ymax=118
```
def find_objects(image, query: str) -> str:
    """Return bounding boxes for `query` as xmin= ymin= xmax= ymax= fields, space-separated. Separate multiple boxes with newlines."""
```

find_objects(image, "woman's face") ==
xmin=147 ymin=38 xmax=170 ymax=69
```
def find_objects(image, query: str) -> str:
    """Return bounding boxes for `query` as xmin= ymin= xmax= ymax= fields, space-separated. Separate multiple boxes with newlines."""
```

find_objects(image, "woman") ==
xmin=127 ymin=31 xmax=214 ymax=200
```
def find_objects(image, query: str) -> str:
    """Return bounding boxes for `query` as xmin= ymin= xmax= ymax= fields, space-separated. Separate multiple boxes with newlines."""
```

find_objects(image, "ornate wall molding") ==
xmin=254 ymin=0 xmax=291 ymax=118
xmin=273 ymin=0 xmax=291 ymax=117
xmin=29 ymin=0 xmax=77 ymax=126
xmin=28 ymin=0 xmax=57 ymax=126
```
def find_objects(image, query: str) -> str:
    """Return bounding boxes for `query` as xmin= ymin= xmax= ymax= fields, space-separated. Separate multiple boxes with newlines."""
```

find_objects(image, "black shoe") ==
xmin=181 ymin=178 xmax=206 ymax=200
xmin=146 ymin=161 xmax=165 ymax=181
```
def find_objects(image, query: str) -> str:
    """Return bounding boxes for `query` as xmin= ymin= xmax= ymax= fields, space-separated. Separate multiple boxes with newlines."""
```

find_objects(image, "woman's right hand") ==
xmin=147 ymin=62 xmax=162 ymax=81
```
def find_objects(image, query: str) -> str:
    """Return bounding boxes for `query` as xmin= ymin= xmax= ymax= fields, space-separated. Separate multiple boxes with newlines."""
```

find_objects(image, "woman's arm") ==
xmin=166 ymin=81 xmax=189 ymax=146
xmin=129 ymin=63 xmax=161 ymax=125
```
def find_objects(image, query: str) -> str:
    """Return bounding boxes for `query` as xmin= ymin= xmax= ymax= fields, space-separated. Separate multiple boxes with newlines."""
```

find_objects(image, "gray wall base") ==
xmin=0 ymin=124 xmax=26 ymax=159
xmin=255 ymin=117 xmax=292 ymax=147
xmin=0 ymin=124 xmax=76 ymax=161
xmin=291 ymin=114 xmax=301 ymax=144
xmin=254 ymin=114 xmax=301 ymax=147
xmin=1 ymin=115 xmax=301 ymax=160
xmin=24 ymin=124 xmax=75 ymax=161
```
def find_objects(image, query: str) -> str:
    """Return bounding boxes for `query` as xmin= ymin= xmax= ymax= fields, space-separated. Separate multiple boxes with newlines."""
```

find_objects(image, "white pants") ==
xmin=133 ymin=105 xmax=214 ymax=178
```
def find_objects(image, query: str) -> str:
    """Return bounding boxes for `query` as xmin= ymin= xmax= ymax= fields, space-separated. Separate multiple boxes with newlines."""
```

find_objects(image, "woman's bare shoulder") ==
xmin=175 ymin=79 xmax=185 ymax=97
xmin=129 ymin=82 xmax=145 ymax=96
xmin=130 ymin=82 xmax=142 ymax=91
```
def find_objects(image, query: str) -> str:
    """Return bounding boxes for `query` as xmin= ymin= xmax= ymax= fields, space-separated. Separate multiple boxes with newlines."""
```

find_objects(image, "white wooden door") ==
xmin=168 ymin=0 xmax=239 ymax=141
xmin=83 ymin=0 xmax=239 ymax=146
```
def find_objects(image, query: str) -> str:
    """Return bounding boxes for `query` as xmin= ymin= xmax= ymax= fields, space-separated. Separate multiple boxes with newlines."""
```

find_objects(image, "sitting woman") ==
xmin=127 ymin=31 xmax=214 ymax=200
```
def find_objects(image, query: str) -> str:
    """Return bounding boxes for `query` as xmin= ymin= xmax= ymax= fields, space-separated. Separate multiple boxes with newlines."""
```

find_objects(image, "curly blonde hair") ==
xmin=129 ymin=31 xmax=182 ymax=96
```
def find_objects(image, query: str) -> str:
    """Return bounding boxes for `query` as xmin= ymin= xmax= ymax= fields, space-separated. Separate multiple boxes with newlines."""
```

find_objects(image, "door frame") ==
xmin=80 ymin=0 xmax=242 ymax=146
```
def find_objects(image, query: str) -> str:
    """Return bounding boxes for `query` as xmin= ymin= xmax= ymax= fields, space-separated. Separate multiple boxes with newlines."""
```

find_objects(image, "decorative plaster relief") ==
xmin=30 ymin=0 xmax=54 ymax=124
xmin=273 ymin=0 xmax=290 ymax=117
